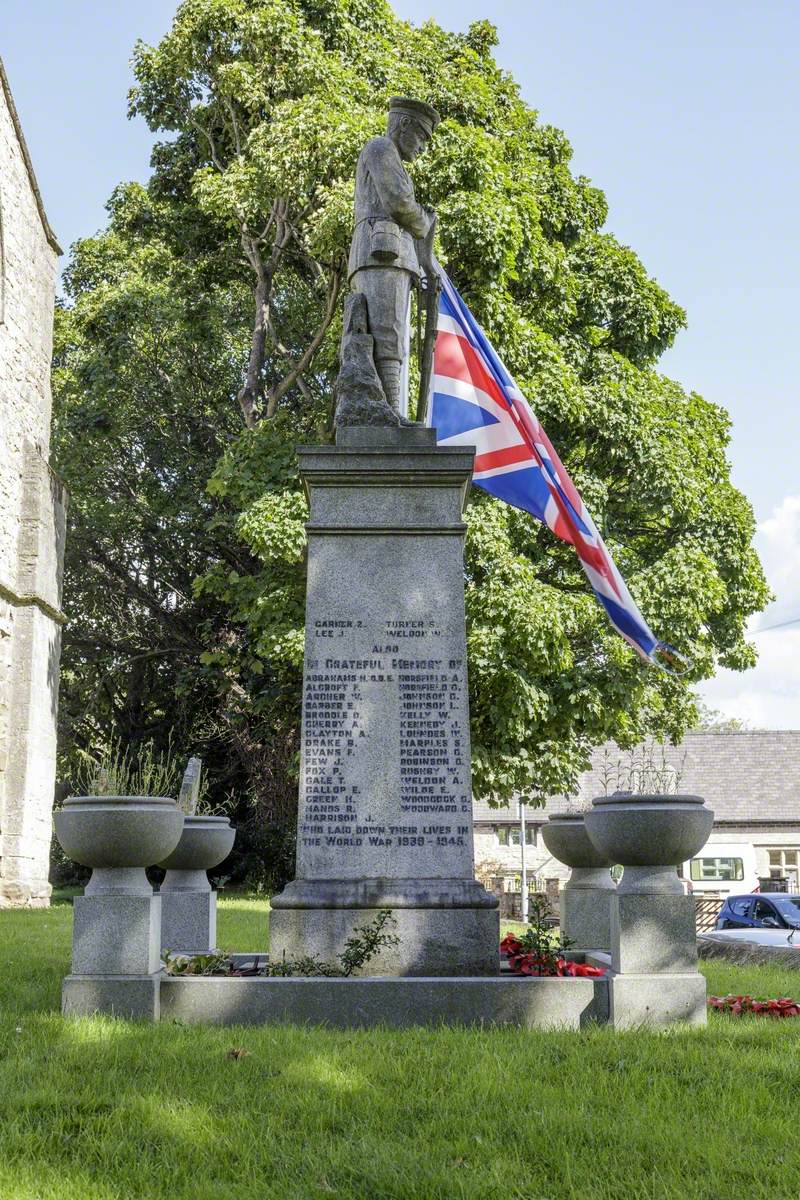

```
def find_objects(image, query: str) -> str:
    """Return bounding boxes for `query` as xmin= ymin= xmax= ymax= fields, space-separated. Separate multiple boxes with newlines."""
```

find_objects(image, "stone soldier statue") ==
xmin=335 ymin=97 xmax=441 ymax=427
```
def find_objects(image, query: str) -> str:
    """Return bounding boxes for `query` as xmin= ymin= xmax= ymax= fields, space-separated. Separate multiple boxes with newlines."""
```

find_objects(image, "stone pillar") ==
xmin=64 ymin=869 xmax=163 ymax=1020
xmin=607 ymin=892 xmax=706 ymax=1026
xmin=561 ymin=867 xmax=615 ymax=952
xmin=56 ymin=796 xmax=183 ymax=1020
xmin=160 ymin=871 xmax=217 ymax=954
xmin=156 ymin=814 xmax=236 ymax=954
xmin=270 ymin=426 xmax=499 ymax=975
xmin=607 ymin=873 xmax=705 ymax=1028
xmin=583 ymin=793 xmax=711 ymax=1027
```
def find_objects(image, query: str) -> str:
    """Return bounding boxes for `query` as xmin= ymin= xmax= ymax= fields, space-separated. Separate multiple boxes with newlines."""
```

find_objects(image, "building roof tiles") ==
xmin=472 ymin=732 xmax=800 ymax=826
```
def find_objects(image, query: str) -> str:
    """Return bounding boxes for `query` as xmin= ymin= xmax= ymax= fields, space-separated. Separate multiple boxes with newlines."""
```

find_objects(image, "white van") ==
xmin=680 ymin=841 xmax=759 ymax=897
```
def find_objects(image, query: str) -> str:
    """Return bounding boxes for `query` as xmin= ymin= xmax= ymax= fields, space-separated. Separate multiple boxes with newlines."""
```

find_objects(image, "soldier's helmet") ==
xmin=388 ymin=97 xmax=441 ymax=138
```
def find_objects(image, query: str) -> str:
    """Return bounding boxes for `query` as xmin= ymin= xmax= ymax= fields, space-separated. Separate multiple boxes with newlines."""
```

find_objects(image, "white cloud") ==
xmin=698 ymin=494 xmax=800 ymax=729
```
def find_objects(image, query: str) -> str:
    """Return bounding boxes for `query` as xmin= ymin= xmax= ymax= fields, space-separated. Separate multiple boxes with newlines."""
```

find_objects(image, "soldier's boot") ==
xmin=377 ymin=359 xmax=414 ymax=425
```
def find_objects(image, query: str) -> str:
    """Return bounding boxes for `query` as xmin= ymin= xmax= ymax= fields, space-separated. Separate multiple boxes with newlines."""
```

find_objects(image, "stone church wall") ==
xmin=0 ymin=59 xmax=65 ymax=906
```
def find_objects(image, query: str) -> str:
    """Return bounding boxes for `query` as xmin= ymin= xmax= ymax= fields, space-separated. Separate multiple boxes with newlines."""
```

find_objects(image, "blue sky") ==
xmin=4 ymin=0 xmax=800 ymax=724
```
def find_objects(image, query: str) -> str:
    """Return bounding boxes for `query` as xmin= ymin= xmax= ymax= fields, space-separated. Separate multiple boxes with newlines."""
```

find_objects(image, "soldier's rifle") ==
xmin=416 ymin=219 xmax=440 ymax=426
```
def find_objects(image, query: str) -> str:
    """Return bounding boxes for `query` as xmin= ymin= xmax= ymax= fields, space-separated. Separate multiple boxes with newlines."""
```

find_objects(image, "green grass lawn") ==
xmin=2 ymin=895 xmax=800 ymax=1200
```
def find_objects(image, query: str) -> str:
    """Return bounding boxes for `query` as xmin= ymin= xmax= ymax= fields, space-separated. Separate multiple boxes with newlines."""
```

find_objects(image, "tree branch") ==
xmin=236 ymin=201 xmax=295 ymax=427
xmin=266 ymin=317 xmax=314 ymax=403
xmin=266 ymin=267 xmax=342 ymax=417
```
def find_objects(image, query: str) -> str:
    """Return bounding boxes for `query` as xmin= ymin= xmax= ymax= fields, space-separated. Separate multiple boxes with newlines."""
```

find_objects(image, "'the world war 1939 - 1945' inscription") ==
xmin=298 ymin=615 xmax=472 ymax=872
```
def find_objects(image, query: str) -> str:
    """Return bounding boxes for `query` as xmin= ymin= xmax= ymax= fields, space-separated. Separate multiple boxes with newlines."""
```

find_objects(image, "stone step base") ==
xmin=62 ymin=974 xmax=160 ymax=1020
xmin=62 ymin=967 xmax=707 ymax=1030
xmin=160 ymin=974 xmax=608 ymax=1029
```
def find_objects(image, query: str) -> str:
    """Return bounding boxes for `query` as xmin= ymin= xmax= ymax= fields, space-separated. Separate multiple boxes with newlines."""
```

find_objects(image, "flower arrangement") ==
xmin=72 ymin=736 xmax=179 ymax=799
xmin=500 ymin=899 xmax=605 ymax=978
xmin=500 ymin=934 xmax=605 ymax=978
xmin=708 ymin=994 xmax=800 ymax=1018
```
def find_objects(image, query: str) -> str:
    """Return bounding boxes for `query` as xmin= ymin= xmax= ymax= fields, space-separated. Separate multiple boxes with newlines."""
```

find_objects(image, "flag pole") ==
xmin=416 ymin=249 xmax=440 ymax=425
xmin=520 ymin=799 xmax=529 ymax=923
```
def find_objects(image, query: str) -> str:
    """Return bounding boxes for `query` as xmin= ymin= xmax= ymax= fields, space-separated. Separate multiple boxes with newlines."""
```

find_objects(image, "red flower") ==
xmin=508 ymin=952 xmax=558 ymax=976
xmin=500 ymin=934 xmax=523 ymax=958
xmin=553 ymin=958 xmax=605 ymax=978
xmin=571 ymin=963 xmax=605 ymax=978
xmin=708 ymin=994 xmax=800 ymax=1017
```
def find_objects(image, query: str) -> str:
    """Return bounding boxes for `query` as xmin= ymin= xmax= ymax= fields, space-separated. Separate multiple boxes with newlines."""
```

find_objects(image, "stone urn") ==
xmin=55 ymin=796 xmax=183 ymax=1008
xmin=583 ymin=792 xmax=714 ymax=1016
xmin=156 ymin=814 xmax=236 ymax=953
xmin=542 ymin=812 xmax=616 ymax=950
xmin=54 ymin=795 xmax=183 ymax=896
xmin=584 ymin=793 xmax=713 ymax=894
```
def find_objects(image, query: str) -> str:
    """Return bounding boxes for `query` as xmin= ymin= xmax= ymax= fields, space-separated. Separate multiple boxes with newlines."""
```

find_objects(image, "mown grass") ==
xmin=1 ymin=895 xmax=800 ymax=1200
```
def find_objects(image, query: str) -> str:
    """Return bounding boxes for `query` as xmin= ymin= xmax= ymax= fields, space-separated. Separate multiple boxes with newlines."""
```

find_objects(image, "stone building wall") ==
xmin=0 ymin=58 xmax=65 ymax=907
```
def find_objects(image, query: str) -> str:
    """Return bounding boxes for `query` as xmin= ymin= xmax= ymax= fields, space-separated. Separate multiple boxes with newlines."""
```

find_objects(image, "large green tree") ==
xmin=53 ymin=0 xmax=769 ymax=859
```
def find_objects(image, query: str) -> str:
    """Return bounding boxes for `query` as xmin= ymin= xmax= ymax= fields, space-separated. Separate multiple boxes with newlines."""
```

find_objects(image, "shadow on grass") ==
xmin=3 ymin=899 xmax=800 ymax=1199
xmin=3 ymin=1008 xmax=800 ymax=1200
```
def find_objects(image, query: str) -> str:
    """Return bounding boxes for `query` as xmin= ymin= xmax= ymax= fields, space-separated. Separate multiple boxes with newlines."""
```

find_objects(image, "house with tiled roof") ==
xmin=473 ymin=732 xmax=800 ymax=896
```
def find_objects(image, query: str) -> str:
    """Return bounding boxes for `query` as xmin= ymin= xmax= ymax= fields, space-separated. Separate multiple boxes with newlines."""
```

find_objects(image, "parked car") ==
xmin=715 ymin=893 xmax=800 ymax=931
xmin=703 ymin=927 xmax=800 ymax=948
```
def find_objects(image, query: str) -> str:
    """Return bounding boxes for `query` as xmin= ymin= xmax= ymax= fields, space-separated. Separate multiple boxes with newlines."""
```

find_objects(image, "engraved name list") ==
xmin=296 ymin=615 xmax=472 ymax=880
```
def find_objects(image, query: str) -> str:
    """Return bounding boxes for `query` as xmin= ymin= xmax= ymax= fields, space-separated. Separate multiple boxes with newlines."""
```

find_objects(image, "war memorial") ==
xmin=55 ymin=97 xmax=711 ymax=1030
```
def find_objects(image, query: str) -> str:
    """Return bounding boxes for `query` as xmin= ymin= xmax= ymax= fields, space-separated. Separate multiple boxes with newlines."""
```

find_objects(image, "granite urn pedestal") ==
xmin=270 ymin=426 xmax=499 ymax=975
xmin=54 ymin=795 xmax=183 ymax=1019
xmin=585 ymin=792 xmax=714 ymax=1027
xmin=157 ymin=815 xmax=236 ymax=953
xmin=541 ymin=813 xmax=615 ymax=952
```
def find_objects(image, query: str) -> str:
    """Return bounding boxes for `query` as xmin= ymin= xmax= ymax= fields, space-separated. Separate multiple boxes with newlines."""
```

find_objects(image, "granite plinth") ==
xmin=610 ymin=892 xmax=697 ymax=974
xmin=160 ymin=974 xmax=608 ymax=1029
xmin=71 ymin=893 xmax=162 ymax=975
xmin=336 ymin=425 xmax=436 ymax=448
xmin=62 ymin=974 xmax=161 ymax=1020
xmin=608 ymin=974 xmax=707 ymax=1028
xmin=269 ymin=905 xmax=499 ymax=976
xmin=561 ymin=885 xmax=613 ymax=953
xmin=270 ymin=428 xmax=497 ymax=975
xmin=160 ymin=889 xmax=217 ymax=955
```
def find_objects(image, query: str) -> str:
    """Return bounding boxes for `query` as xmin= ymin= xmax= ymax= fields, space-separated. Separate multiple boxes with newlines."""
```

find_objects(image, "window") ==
xmin=730 ymin=898 xmax=751 ymax=917
xmin=753 ymin=900 xmax=779 ymax=922
xmin=497 ymin=826 xmax=536 ymax=847
xmin=773 ymin=897 xmax=800 ymax=924
xmin=689 ymin=857 xmax=744 ymax=882
xmin=767 ymin=848 xmax=800 ymax=882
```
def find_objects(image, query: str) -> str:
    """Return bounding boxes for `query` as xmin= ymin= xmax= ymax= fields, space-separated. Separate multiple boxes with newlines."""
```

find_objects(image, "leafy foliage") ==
xmin=53 ymin=0 xmax=769 ymax=881
xmin=500 ymin=897 xmax=576 ymax=976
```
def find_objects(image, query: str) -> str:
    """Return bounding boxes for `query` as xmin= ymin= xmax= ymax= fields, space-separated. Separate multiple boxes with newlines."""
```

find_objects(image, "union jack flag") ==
xmin=428 ymin=271 xmax=683 ymax=672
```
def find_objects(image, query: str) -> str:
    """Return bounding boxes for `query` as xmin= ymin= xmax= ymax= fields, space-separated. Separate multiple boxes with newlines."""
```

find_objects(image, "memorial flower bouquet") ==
xmin=500 ymin=899 xmax=605 ymax=978
xmin=708 ymin=994 xmax=800 ymax=1018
